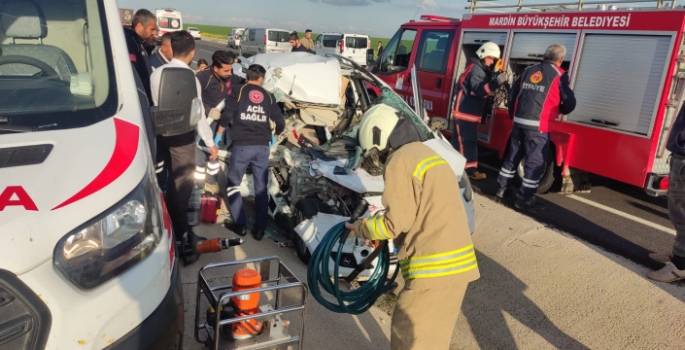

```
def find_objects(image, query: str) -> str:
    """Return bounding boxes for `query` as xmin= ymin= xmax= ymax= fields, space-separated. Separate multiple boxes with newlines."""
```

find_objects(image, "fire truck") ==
xmin=156 ymin=8 xmax=184 ymax=42
xmin=371 ymin=0 xmax=685 ymax=196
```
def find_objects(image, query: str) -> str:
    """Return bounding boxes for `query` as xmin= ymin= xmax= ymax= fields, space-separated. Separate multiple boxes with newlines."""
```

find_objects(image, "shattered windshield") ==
xmin=374 ymin=86 xmax=434 ymax=139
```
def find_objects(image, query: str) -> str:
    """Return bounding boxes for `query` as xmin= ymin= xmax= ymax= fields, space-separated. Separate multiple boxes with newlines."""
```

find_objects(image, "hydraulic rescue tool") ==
xmin=195 ymin=253 xmax=308 ymax=350
xmin=307 ymin=200 xmax=399 ymax=314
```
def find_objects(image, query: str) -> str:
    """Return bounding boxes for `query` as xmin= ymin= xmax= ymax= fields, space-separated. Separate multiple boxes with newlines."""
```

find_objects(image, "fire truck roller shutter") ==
xmin=509 ymin=33 xmax=578 ymax=64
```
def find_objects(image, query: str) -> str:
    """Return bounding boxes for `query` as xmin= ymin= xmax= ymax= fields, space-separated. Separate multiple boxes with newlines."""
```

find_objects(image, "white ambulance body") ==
xmin=0 ymin=0 xmax=183 ymax=349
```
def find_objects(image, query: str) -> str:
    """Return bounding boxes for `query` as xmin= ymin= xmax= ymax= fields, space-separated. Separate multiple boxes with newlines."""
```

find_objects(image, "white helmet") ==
xmin=477 ymin=42 xmax=501 ymax=59
xmin=357 ymin=104 xmax=400 ymax=155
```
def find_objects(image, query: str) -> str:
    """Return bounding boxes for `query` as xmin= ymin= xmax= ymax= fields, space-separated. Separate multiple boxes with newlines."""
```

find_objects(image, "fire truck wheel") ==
xmin=516 ymin=150 xmax=559 ymax=194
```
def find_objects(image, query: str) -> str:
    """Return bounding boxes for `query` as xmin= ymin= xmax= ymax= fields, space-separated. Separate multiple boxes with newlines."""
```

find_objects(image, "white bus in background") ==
xmin=156 ymin=8 xmax=183 ymax=42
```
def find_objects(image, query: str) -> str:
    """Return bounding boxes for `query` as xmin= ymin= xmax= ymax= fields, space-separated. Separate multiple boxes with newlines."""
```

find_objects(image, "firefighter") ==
xmin=451 ymin=41 xmax=507 ymax=180
xmin=123 ymin=9 xmax=158 ymax=105
xmin=150 ymin=31 xmax=218 ymax=246
xmin=216 ymin=64 xmax=285 ymax=240
xmin=495 ymin=44 xmax=576 ymax=211
xmin=150 ymin=32 xmax=172 ymax=71
xmin=345 ymin=105 xmax=479 ymax=350
xmin=195 ymin=50 xmax=245 ymax=194
xmin=647 ymin=104 xmax=685 ymax=282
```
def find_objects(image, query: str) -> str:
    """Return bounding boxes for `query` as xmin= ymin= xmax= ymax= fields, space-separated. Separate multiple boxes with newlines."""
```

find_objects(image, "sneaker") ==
xmin=648 ymin=252 xmax=672 ymax=264
xmin=204 ymin=182 xmax=220 ymax=195
xmin=495 ymin=188 xmax=506 ymax=199
xmin=224 ymin=221 xmax=247 ymax=237
xmin=252 ymin=228 xmax=265 ymax=241
xmin=647 ymin=262 xmax=685 ymax=283
xmin=515 ymin=197 xmax=546 ymax=211
xmin=468 ymin=171 xmax=487 ymax=180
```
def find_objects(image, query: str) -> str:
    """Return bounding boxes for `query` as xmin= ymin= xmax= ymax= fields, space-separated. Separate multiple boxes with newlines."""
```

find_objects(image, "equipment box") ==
xmin=195 ymin=256 xmax=308 ymax=350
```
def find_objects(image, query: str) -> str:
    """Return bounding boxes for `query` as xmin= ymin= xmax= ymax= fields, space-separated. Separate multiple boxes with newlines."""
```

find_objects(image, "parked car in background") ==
xmin=315 ymin=32 xmax=371 ymax=67
xmin=240 ymin=28 xmax=292 ymax=56
xmin=187 ymin=27 xmax=201 ymax=40
xmin=228 ymin=27 xmax=245 ymax=50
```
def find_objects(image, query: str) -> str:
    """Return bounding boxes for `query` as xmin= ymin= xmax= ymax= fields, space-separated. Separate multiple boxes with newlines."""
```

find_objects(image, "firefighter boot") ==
xmin=515 ymin=197 xmax=546 ymax=211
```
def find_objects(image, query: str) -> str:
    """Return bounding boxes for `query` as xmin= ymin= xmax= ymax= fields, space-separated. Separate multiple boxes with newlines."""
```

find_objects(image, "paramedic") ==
xmin=195 ymin=50 xmax=245 ymax=194
xmin=345 ymin=105 xmax=479 ymax=350
xmin=124 ymin=9 xmax=158 ymax=105
xmin=150 ymin=31 xmax=218 ymax=245
xmin=216 ymin=64 xmax=285 ymax=241
xmin=289 ymin=32 xmax=315 ymax=53
xmin=150 ymin=32 xmax=172 ymax=71
xmin=451 ymin=41 xmax=507 ymax=180
xmin=495 ymin=44 xmax=576 ymax=211
xmin=647 ymin=104 xmax=685 ymax=282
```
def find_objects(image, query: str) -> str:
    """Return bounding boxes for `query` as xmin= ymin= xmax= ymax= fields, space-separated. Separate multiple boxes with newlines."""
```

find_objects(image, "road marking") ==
xmin=567 ymin=195 xmax=676 ymax=236
xmin=476 ymin=162 xmax=675 ymax=235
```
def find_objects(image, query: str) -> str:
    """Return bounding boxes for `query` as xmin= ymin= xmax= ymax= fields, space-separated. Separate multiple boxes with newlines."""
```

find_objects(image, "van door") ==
xmin=243 ymin=29 xmax=254 ymax=55
xmin=371 ymin=27 xmax=418 ymax=103
xmin=344 ymin=35 xmax=369 ymax=66
xmin=405 ymin=29 xmax=456 ymax=119
xmin=267 ymin=30 xmax=290 ymax=53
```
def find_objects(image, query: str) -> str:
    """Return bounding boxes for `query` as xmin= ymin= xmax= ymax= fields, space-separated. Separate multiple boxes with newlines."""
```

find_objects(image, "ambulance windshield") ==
xmin=0 ymin=0 xmax=117 ymax=132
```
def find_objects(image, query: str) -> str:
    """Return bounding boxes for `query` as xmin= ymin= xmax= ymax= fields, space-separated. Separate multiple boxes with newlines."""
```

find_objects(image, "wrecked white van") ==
xmin=231 ymin=52 xmax=475 ymax=279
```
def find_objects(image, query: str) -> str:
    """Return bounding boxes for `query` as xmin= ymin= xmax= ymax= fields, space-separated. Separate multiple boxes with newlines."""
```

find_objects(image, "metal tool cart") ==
xmin=195 ymin=256 xmax=308 ymax=350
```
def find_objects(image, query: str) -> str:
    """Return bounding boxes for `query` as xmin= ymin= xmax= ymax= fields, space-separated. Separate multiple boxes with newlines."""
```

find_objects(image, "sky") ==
xmin=116 ymin=0 xmax=468 ymax=38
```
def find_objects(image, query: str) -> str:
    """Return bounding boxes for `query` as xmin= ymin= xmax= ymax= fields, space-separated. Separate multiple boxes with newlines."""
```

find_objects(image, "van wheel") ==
xmin=515 ymin=149 xmax=558 ymax=194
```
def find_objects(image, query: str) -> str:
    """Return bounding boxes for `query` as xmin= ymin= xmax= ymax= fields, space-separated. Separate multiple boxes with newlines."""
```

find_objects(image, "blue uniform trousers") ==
xmin=226 ymin=145 xmax=269 ymax=231
xmin=497 ymin=124 xmax=550 ymax=202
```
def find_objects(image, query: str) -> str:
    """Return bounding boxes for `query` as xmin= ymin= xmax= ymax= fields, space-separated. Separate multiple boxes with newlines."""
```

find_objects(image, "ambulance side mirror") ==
xmin=150 ymin=68 xmax=202 ymax=137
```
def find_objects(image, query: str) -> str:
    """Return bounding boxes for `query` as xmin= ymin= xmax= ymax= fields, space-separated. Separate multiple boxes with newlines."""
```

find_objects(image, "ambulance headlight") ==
xmin=54 ymin=175 xmax=163 ymax=290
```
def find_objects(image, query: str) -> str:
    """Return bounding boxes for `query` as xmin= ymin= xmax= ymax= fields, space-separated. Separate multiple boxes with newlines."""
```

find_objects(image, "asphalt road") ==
xmin=189 ymin=38 xmax=676 ymax=270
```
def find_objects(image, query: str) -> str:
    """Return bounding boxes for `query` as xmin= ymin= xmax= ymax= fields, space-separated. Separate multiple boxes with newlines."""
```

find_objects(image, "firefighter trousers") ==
xmin=450 ymin=119 xmax=479 ymax=173
xmin=391 ymin=282 xmax=468 ymax=350
xmin=157 ymin=133 xmax=196 ymax=240
xmin=226 ymin=145 xmax=269 ymax=232
xmin=667 ymin=154 xmax=685 ymax=260
xmin=497 ymin=124 xmax=550 ymax=202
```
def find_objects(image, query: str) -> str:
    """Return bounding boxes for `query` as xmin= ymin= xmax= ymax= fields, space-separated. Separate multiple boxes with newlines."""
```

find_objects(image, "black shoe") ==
xmin=187 ymin=230 xmax=207 ymax=245
xmin=252 ymin=228 xmax=265 ymax=241
xmin=224 ymin=221 xmax=247 ymax=236
xmin=515 ymin=197 xmax=546 ymax=211
xmin=495 ymin=188 xmax=506 ymax=199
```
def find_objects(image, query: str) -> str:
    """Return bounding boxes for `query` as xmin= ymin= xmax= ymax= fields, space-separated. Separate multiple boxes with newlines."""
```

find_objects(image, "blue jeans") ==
xmin=226 ymin=145 xmax=269 ymax=231
xmin=668 ymin=154 xmax=685 ymax=259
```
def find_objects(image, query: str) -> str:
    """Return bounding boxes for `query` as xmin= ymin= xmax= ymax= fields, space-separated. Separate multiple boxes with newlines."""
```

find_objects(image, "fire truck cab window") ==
xmin=377 ymin=29 xmax=417 ymax=74
xmin=417 ymin=30 xmax=455 ymax=74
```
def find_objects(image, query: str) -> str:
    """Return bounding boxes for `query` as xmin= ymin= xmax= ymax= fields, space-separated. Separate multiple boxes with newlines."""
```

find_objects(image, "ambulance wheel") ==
xmin=516 ymin=150 xmax=558 ymax=194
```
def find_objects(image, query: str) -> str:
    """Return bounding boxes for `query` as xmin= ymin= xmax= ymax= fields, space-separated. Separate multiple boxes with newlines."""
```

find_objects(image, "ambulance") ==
xmin=156 ymin=8 xmax=184 ymax=42
xmin=371 ymin=1 xmax=685 ymax=196
xmin=0 ymin=0 xmax=183 ymax=349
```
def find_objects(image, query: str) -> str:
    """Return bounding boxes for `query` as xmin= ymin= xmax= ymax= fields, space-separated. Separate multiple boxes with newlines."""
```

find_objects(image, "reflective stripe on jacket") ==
xmin=453 ymin=60 xmax=498 ymax=123
xmin=352 ymin=142 xmax=479 ymax=288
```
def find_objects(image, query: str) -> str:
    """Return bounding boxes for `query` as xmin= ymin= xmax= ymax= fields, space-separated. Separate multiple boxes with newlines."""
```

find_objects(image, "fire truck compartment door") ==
xmin=461 ymin=31 xmax=507 ymax=46
xmin=509 ymin=33 xmax=578 ymax=60
xmin=568 ymin=34 xmax=672 ymax=136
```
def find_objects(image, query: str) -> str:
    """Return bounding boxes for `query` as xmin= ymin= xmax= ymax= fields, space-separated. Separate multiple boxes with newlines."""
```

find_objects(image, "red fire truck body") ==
xmin=372 ymin=6 xmax=685 ymax=195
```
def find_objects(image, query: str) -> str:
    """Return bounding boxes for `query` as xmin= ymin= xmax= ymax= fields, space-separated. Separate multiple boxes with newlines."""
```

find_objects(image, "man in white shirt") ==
xmin=150 ymin=31 xmax=218 ymax=246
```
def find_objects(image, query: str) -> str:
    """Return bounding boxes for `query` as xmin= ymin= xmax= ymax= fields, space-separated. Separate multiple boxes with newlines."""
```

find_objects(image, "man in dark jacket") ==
xmin=195 ymin=50 xmax=245 ymax=194
xmin=495 ymin=44 xmax=576 ymax=211
xmin=150 ymin=32 xmax=172 ymax=71
xmin=124 ymin=9 xmax=158 ymax=105
xmin=289 ymin=32 xmax=315 ymax=53
xmin=217 ymin=64 xmax=285 ymax=240
xmin=451 ymin=42 xmax=507 ymax=180
xmin=647 ymin=105 xmax=685 ymax=282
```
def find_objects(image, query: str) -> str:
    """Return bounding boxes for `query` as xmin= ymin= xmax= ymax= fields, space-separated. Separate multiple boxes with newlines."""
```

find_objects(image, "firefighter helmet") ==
xmin=477 ymin=42 xmax=501 ymax=59
xmin=357 ymin=104 xmax=401 ymax=155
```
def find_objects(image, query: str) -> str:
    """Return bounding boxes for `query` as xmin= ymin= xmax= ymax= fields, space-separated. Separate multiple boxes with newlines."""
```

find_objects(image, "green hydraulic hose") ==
xmin=307 ymin=206 xmax=399 ymax=315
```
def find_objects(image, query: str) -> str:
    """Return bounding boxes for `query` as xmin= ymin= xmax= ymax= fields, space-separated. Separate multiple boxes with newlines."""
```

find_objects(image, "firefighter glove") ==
xmin=496 ymin=73 xmax=507 ymax=86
